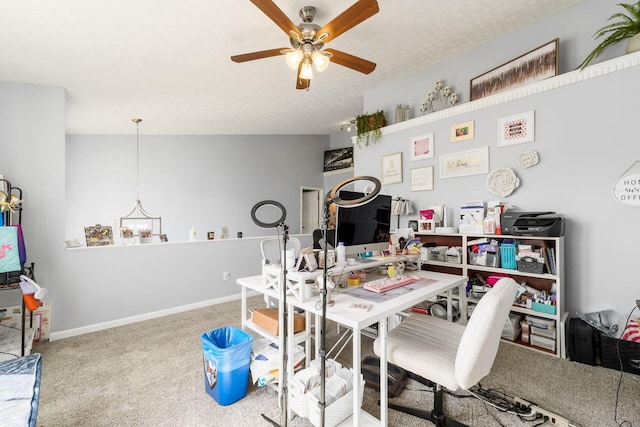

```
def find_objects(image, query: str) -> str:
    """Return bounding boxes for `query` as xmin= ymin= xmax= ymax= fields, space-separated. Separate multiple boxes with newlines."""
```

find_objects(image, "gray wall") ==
xmin=0 ymin=82 xmax=65 ymax=308
xmin=66 ymin=134 xmax=328 ymax=242
xmin=356 ymin=0 xmax=638 ymax=327
xmin=1 ymin=94 xmax=325 ymax=335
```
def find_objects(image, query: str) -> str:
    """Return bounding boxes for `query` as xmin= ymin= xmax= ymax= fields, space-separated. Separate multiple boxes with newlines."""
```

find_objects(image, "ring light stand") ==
xmin=319 ymin=176 xmax=381 ymax=427
xmin=251 ymin=200 xmax=290 ymax=427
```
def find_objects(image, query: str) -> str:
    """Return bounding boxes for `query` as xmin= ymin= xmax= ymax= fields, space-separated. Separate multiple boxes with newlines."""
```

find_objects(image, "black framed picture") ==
xmin=323 ymin=147 xmax=354 ymax=173
xmin=408 ymin=220 xmax=418 ymax=232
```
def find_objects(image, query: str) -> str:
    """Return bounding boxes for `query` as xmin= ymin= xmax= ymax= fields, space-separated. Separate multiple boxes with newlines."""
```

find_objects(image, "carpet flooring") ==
xmin=33 ymin=295 xmax=640 ymax=426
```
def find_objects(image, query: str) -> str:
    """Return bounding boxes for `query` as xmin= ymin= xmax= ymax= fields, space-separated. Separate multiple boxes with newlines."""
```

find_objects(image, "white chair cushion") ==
xmin=374 ymin=314 xmax=465 ymax=391
xmin=374 ymin=278 xmax=517 ymax=392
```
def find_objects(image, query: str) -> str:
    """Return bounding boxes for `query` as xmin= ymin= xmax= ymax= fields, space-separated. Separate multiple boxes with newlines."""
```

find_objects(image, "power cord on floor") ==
xmin=402 ymin=380 xmax=547 ymax=426
xmin=613 ymin=304 xmax=638 ymax=427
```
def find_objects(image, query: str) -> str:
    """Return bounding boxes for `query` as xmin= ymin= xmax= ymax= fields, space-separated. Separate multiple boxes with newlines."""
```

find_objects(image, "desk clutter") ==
xmin=466 ymin=237 xmax=557 ymax=275
xmin=467 ymin=273 xmax=557 ymax=316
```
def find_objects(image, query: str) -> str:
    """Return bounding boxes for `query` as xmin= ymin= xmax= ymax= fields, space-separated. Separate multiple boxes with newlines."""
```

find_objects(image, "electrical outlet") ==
xmin=223 ymin=271 xmax=230 ymax=281
xmin=514 ymin=398 xmax=570 ymax=427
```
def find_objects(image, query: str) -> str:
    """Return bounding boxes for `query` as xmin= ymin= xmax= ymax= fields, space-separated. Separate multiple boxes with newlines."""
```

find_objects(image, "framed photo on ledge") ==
xmin=323 ymin=147 xmax=354 ymax=173
xmin=470 ymin=38 xmax=559 ymax=101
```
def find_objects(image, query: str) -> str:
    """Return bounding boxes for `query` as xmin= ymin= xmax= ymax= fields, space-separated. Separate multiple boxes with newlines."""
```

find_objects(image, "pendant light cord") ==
xmin=133 ymin=118 xmax=142 ymax=201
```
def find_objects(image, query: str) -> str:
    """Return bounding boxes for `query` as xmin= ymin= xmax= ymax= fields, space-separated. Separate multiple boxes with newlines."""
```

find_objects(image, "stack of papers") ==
xmin=250 ymin=338 xmax=305 ymax=387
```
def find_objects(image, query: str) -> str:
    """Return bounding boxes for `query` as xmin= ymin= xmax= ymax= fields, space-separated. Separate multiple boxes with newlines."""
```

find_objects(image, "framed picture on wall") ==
xmin=410 ymin=132 xmax=434 ymax=160
xmin=323 ymin=147 xmax=354 ymax=173
xmin=439 ymin=146 xmax=489 ymax=179
xmin=470 ymin=38 xmax=559 ymax=101
xmin=450 ymin=121 xmax=474 ymax=142
xmin=498 ymin=110 xmax=535 ymax=146
xmin=410 ymin=166 xmax=434 ymax=191
xmin=381 ymin=152 xmax=402 ymax=185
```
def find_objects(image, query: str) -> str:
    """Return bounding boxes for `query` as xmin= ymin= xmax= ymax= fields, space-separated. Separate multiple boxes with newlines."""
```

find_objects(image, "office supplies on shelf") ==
xmin=363 ymin=274 xmax=420 ymax=293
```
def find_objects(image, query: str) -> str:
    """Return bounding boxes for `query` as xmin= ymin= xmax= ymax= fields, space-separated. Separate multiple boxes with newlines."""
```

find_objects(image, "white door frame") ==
xmin=300 ymin=186 xmax=323 ymax=235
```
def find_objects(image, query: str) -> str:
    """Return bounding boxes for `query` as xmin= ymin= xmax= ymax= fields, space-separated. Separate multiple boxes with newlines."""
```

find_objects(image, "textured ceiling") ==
xmin=0 ymin=0 xmax=584 ymax=135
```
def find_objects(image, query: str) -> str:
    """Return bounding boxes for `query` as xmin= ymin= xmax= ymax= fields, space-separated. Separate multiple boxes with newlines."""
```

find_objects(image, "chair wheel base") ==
xmin=387 ymin=402 xmax=468 ymax=427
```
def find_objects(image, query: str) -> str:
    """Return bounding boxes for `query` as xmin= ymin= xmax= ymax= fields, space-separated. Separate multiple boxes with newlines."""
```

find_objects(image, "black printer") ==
xmin=501 ymin=211 xmax=565 ymax=236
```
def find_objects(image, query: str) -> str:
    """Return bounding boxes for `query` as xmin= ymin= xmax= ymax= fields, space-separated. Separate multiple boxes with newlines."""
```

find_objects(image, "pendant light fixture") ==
xmin=119 ymin=118 xmax=161 ymax=242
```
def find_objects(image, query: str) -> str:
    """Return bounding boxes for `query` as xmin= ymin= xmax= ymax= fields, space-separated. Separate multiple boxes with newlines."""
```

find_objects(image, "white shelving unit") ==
xmin=416 ymin=232 xmax=565 ymax=357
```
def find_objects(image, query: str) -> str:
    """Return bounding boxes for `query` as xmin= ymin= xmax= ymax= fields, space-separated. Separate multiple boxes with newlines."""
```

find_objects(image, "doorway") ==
xmin=300 ymin=186 xmax=323 ymax=235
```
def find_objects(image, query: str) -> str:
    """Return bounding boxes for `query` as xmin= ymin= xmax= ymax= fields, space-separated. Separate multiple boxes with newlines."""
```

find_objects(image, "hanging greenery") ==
xmin=354 ymin=110 xmax=386 ymax=147
xmin=579 ymin=1 xmax=640 ymax=70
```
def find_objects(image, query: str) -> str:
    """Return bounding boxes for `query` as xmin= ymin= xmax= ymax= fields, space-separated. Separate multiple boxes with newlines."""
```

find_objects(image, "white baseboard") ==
xmin=49 ymin=290 xmax=261 ymax=341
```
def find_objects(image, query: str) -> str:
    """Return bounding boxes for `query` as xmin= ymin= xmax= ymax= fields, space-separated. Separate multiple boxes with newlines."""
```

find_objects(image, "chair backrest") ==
xmin=260 ymin=237 xmax=301 ymax=264
xmin=454 ymin=278 xmax=518 ymax=389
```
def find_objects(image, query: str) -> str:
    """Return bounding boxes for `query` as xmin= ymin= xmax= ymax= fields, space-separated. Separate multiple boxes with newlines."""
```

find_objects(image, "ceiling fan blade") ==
xmin=296 ymin=61 xmax=311 ymax=90
xmin=231 ymin=48 xmax=286 ymax=63
xmin=317 ymin=0 xmax=379 ymax=43
xmin=324 ymin=49 xmax=376 ymax=74
xmin=250 ymin=0 xmax=302 ymax=38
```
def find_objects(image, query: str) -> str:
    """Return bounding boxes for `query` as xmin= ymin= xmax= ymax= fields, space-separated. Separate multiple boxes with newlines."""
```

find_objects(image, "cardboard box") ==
xmin=0 ymin=300 xmax=51 ymax=343
xmin=252 ymin=308 xmax=305 ymax=336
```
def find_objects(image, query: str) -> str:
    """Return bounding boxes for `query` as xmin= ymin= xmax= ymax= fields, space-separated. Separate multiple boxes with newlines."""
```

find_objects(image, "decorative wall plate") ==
xmin=518 ymin=150 xmax=539 ymax=168
xmin=487 ymin=168 xmax=520 ymax=197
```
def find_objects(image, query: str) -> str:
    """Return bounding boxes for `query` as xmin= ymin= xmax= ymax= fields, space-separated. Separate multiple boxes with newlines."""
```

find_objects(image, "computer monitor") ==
xmin=334 ymin=190 xmax=392 ymax=257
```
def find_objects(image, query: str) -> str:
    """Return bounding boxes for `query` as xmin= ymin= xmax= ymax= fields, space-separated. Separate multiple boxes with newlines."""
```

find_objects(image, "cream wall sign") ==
xmin=613 ymin=172 xmax=640 ymax=206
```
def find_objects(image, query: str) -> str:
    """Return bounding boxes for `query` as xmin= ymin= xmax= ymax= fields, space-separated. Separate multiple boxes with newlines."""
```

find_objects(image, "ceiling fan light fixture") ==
xmin=285 ymin=49 xmax=303 ymax=69
xmin=299 ymin=57 xmax=314 ymax=80
xmin=312 ymin=51 xmax=330 ymax=72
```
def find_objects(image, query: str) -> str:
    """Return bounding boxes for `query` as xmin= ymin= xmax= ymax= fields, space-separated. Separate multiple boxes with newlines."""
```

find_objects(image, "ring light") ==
xmin=250 ymin=200 xmax=287 ymax=229
xmin=326 ymin=176 xmax=381 ymax=207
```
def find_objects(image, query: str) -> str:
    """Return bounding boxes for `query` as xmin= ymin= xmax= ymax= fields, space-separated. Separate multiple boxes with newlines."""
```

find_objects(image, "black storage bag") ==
xmin=568 ymin=317 xmax=599 ymax=366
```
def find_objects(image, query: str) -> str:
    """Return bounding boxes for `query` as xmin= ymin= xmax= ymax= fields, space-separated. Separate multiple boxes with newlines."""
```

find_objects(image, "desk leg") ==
xmin=379 ymin=318 xmax=388 ymax=427
xmin=305 ymin=310 xmax=312 ymax=368
xmin=240 ymin=286 xmax=247 ymax=331
xmin=287 ymin=301 xmax=295 ymax=420
xmin=352 ymin=326 xmax=362 ymax=426
xmin=458 ymin=282 xmax=468 ymax=324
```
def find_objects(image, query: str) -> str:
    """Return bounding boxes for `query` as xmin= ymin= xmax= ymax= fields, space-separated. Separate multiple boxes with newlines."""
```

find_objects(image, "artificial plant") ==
xmin=354 ymin=110 xmax=386 ymax=147
xmin=579 ymin=1 xmax=640 ymax=70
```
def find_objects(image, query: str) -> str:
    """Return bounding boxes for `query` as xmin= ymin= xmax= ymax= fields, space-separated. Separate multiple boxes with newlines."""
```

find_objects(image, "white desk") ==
xmin=237 ymin=265 xmax=467 ymax=426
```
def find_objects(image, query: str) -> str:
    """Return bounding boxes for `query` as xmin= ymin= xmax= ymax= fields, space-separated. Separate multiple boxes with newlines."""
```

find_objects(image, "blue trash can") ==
xmin=201 ymin=326 xmax=253 ymax=405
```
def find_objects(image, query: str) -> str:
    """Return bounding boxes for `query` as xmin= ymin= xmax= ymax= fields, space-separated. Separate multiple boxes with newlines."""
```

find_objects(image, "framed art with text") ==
xmin=439 ymin=146 xmax=489 ymax=179
xmin=411 ymin=166 xmax=434 ymax=191
xmin=382 ymin=152 xmax=402 ymax=185
xmin=498 ymin=110 xmax=535 ymax=147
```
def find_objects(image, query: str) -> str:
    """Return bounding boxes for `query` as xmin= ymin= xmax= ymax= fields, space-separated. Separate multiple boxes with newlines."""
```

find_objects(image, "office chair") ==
xmin=260 ymin=237 xmax=301 ymax=308
xmin=373 ymin=278 xmax=517 ymax=427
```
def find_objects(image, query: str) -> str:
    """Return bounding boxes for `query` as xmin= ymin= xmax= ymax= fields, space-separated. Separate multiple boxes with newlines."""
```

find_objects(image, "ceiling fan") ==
xmin=231 ymin=0 xmax=379 ymax=90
